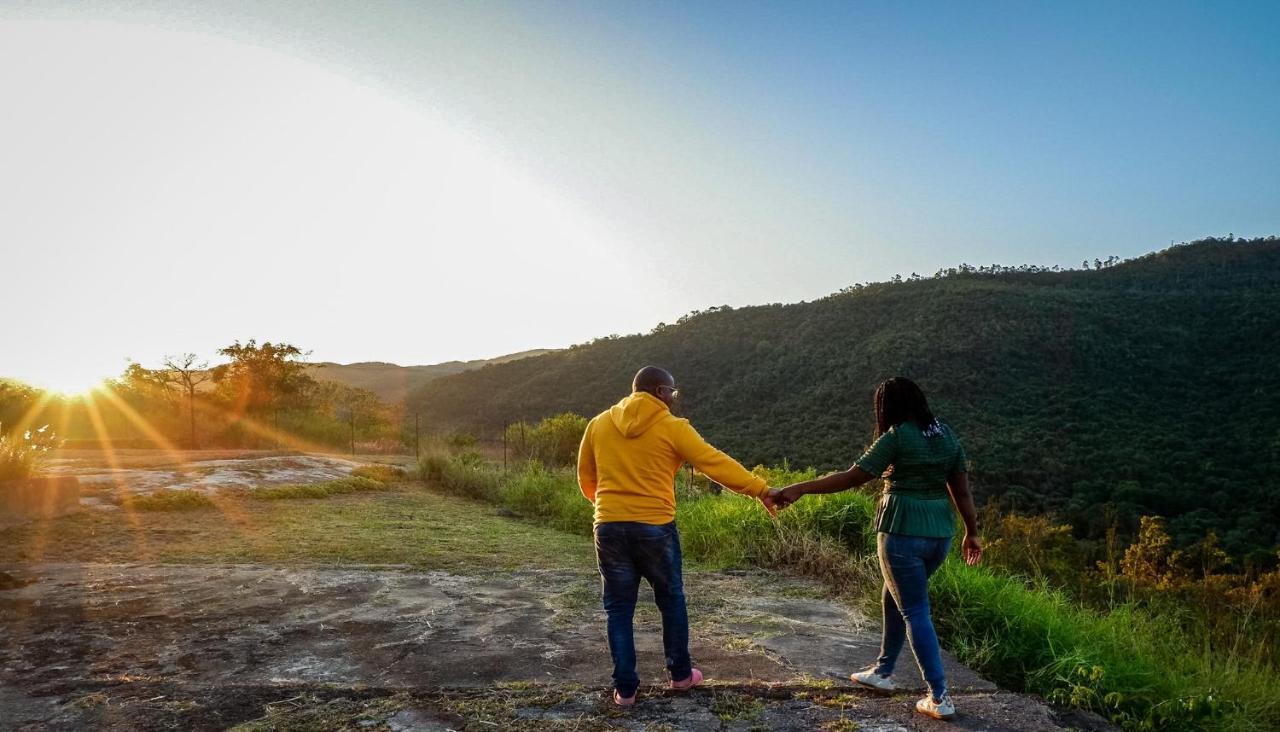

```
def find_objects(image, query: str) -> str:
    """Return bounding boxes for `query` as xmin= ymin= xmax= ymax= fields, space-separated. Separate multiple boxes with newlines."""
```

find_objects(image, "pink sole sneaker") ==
xmin=613 ymin=690 xmax=636 ymax=707
xmin=670 ymin=668 xmax=704 ymax=691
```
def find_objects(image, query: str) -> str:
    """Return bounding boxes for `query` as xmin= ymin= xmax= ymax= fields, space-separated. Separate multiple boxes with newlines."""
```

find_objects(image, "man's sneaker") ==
xmin=670 ymin=668 xmax=704 ymax=691
xmin=850 ymin=668 xmax=896 ymax=693
xmin=916 ymin=692 xmax=956 ymax=721
xmin=613 ymin=690 xmax=636 ymax=707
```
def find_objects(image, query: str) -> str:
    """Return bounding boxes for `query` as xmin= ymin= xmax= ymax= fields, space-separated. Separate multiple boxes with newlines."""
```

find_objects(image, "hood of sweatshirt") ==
xmin=608 ymin=391 xmax=671 ymax=438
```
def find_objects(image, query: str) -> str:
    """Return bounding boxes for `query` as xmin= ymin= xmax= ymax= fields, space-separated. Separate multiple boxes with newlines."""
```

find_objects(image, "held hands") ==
xmin=775 ymin=484 xmax=806 ymax=510
xmin=758 ymin=485 xmax=806 ymax=517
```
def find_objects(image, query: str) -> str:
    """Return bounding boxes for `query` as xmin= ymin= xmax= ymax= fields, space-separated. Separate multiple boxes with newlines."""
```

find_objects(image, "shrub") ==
xmin=983 ymin=510 xmax=1082 ymax=588
xmin=415 ymin=451 xmax=454 ymax=483
xmin=415 ymin=450 xmax=501 ymax=501
xmin=444 ymin=431 xmax=477 ymax=450
xmin=504 ymin=413 xmax=588 ymax=467
xmin=0 ymin=424 xmax=61 ymax=481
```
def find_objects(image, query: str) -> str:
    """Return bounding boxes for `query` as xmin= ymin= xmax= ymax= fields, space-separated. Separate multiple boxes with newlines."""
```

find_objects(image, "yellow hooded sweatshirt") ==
xmin=577 ymin=391 xmax=768 ymax=525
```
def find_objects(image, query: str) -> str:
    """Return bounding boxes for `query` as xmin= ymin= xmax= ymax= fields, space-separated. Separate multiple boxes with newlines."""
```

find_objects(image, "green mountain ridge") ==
xmin=410 ymin=237 xmax=1280 ymax=562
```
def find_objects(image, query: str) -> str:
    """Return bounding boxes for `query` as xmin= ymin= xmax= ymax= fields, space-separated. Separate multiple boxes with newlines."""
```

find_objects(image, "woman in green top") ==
xmin=775 ymin=377 xmax=982 ymax=722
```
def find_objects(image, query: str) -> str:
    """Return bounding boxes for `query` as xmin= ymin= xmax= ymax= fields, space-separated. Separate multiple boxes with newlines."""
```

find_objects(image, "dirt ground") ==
xmin=0 ymin=453 xmax=1114 ymax=731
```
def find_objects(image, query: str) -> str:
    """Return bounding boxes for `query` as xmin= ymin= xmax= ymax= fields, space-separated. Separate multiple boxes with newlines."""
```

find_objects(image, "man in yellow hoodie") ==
xmin=578 ymin=366 xmax=778 ymax=706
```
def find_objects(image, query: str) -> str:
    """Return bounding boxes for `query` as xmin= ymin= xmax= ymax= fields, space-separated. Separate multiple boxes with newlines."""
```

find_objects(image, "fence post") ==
xmin=502 ymin=422 xmax=508 ymax=473
xmin=414 ymin=413 xmax=420 ymax=457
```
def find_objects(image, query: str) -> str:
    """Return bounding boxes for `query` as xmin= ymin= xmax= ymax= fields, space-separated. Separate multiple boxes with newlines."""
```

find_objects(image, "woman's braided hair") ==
xmin=874 ymin=377 xmax=938 ymax=438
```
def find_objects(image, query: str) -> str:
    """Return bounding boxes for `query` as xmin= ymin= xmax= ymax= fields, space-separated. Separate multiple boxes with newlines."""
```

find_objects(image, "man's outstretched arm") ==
xmin=671 ymin=421 xmax=773 ymax=513
xmin=577 ymin=421 xmax=598 ymax=502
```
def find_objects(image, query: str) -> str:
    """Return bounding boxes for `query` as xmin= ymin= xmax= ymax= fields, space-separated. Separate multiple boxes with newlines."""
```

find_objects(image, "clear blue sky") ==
xmin=2 ymin=1 xmax=1277 ymax=391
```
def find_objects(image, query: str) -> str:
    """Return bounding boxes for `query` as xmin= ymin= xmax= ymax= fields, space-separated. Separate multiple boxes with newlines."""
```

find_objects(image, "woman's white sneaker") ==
xmin=916 ymin=692 xmax=956 ymax=721
xmin=850 ymin=668 xmax=896 ymax=693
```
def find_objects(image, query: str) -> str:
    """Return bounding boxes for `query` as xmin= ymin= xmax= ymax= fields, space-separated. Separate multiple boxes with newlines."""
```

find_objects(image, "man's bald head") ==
xmin=632 ymin=366 xmax=675 ymax=397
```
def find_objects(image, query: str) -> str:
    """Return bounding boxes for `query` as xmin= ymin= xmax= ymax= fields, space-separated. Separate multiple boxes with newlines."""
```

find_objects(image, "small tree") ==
xmin=984 ymin=512 xmax=1079 ymax=586
xmin=1121 ymin=516 xmax=1186 ymax=590
xmin=161 ymin=354 xmax=213 ymax=448
xmin=213 ymin=341 xmax=314 ymax=443
xmin=335 ymin=387 xmax=383 ymax=455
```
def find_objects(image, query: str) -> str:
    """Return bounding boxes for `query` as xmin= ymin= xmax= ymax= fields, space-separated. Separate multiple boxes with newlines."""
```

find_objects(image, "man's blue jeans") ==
xmin=874 ymin=532 xmax=952 ymax=701
xmin=594 ymin=521 xmax=692 ymax=697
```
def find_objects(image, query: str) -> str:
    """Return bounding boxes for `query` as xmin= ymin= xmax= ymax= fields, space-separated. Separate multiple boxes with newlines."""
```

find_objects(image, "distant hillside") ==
xmin=307 ymin=349 xmax=552 ymax=403
xmin=409 ymin=237 xmax=1280 ymax=562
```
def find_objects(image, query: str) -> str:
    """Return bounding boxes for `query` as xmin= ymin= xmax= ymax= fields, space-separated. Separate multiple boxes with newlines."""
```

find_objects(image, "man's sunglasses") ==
xmin=656 ymin=385 xmax=680 ymax=399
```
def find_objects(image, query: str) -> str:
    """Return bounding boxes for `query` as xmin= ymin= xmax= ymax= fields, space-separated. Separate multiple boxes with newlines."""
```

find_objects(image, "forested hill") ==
xmin=305 ymin=349 xmax=553 ymax=403
xmin=410 ymin=237 xmax=1280 ymax=561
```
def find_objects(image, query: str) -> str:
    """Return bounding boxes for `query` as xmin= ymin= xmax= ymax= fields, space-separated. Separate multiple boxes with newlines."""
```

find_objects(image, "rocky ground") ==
xmin=45 ymin=450 xmax=372 ymax=501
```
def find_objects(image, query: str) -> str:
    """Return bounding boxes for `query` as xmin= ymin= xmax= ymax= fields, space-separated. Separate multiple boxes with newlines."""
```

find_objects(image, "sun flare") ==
xmin=36 ymin=374 xmax=107 ymax=398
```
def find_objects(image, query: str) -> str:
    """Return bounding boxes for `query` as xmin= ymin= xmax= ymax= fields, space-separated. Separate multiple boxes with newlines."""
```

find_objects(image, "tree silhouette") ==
xmin=161 ymin=354 xmax=213 ymax=448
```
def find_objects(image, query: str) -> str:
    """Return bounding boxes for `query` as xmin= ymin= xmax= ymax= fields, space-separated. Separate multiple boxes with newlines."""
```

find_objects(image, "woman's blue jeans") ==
xmin=874 ymin=531 xmax=952 ymax=700
xmin=594 ymin=521 xmax=692 ymax=697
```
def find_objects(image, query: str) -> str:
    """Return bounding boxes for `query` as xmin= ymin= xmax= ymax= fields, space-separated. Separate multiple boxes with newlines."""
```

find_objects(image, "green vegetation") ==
xmin=228 ymin=693 xmax=408 ymax=732
xmin=408 ymin=237 xmax=1280 ymax=565
xmin=246 ymin=476 xmax=388 ymax=501
xmin=349 ymin=464 xmax=408 ymax=482
xmin=0 ymin=480 xmax=594 ymax=571
xmin=418 ymin=452 xmax=1280 ymax=731
xmin=131 ymin=489 xmax=217 ymax=511
xmin=503 ymin=413 xmax=589 ymax=467
xmin=416 ymin=450 xmax=503 ymax=501
xmin=499 ymin=461 xmax=595 ymax=533
xmin=711 ymin=689 xmax=765 ymax=722
xmin=128 ymin=473 xmax=401 ymax=510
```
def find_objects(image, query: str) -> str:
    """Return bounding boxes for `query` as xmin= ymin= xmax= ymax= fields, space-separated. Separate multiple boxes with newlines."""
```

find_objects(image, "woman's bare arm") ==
xmin=946 ymin=471 xmax=982 ymax=564
xmin=776 ymin=466 xmax=876 ymax=506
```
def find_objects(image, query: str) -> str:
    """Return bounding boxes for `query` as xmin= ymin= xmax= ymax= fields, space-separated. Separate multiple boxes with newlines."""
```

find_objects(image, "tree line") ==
xmin=0 ymin=340 xmax=402 ymax=453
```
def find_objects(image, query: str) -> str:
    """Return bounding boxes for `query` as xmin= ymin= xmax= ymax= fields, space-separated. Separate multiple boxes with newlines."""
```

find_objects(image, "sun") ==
xmin=35 ymin=372 xmax=108 ymax=397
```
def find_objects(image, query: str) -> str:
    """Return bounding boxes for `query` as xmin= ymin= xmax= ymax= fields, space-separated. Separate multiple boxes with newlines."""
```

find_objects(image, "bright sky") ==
xmin=3 ymin=1 xmax=1278 ymax=393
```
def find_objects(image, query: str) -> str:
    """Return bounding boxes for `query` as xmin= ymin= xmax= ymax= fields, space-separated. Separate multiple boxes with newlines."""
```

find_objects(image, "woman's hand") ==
xmin=961 ymin=533 xmax=983 ymax=565
xmin=775 ymin=484 xmax=806 ymax=509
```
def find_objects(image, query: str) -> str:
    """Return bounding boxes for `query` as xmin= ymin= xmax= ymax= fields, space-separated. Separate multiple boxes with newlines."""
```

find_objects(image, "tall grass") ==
xmin=416 ymin=450 xmax=502 ymax=501
xmin=500 ymin=461 xmax=595 ymax=534
xmin=416 ymin=454 xmax=1279 ymax=731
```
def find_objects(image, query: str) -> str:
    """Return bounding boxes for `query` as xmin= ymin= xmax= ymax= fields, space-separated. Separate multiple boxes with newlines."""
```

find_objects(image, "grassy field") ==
xmin=0 ymin=478 xmax=593 ymax=572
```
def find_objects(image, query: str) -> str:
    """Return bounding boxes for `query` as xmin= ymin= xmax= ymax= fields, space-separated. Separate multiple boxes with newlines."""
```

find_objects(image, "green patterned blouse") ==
xmin=853 ymin=420 xmax=967 ymax=538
